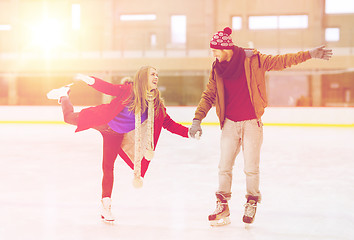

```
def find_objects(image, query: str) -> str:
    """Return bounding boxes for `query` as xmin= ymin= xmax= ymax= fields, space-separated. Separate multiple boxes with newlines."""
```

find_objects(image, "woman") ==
xmin=47 ymin=66 xmax=189 ymax=222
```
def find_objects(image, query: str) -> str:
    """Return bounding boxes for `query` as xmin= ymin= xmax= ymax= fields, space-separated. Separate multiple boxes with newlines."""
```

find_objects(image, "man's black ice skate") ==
xmin=243 ymin=195 xmax=258 ymax=224
xmin=208 ymin=192 xmax=231 ymax=226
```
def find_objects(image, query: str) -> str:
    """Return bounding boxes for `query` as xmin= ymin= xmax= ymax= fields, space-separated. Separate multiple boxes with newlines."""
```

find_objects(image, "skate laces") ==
xmin=103 ymin=203 xmax=111 ymax=211
xmin=244 ymin=201 xmax=257 ymax=217
xmin=213 ymin=200 xmax=226 ymax=214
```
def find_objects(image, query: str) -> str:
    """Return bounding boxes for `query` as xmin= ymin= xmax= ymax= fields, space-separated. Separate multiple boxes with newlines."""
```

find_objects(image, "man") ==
xmin=189 ymin=27 xmax=332 ymax=226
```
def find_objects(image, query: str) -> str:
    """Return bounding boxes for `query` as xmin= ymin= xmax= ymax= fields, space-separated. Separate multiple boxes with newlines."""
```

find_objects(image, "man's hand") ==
xmin=309 ymin=45 xmax=333 ymax=60
xmin=74 ymin=73 xmax=95 ymax=85
xmin=189 ymin=119 xmax=202 ymax=139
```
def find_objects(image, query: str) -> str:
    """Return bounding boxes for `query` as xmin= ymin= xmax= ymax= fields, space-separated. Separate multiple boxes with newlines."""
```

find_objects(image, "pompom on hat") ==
xmin=210 ymin=27 xmax=234 ymax=50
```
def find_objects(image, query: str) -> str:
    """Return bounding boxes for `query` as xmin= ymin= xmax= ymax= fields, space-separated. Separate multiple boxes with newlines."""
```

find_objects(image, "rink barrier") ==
xmin=0 ymin=120 xmax=65 ymax=124
xmin=0 ymin=120 xmax=353 ymax=128
xmin=0 ymin=106 xmax=353 ymax=127
xmin=181 ymin=122 xmax=354 ymax=128
xmin=180 ymin=122 xmax=354 ymax=127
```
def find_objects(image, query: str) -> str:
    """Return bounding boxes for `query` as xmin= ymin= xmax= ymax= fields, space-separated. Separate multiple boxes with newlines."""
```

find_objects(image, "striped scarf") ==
xmin=133 ymin=92 xmax=155 ymax=188
xmin=214 ymin=46 xmax=245 ymax=80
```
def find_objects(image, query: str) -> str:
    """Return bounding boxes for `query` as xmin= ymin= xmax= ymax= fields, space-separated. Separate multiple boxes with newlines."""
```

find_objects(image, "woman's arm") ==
xmin=75 ymin=73 xmax=129 ymax=96
xmin=162 ymin=111 xmax=189 ymax=138
xmin=90 ymin=77 xmax=130 ymax=96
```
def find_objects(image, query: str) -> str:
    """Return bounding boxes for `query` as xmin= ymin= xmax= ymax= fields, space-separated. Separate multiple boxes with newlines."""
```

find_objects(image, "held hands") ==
xmin=74 ymin=73 xmax=95 ymax=85
xmin=309 ymin=45 xmax=333 ymax=60
xmin=189 ymin=119 xmax=202 ymax=139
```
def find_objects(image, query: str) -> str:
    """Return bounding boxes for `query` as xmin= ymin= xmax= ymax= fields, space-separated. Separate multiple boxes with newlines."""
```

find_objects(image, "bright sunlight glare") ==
xmin=30 ymin=18 xmax=64 ymax=53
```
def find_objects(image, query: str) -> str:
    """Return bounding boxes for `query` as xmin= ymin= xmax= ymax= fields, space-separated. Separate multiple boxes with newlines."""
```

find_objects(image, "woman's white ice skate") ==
xmin=46 ymin=83 xmax=73 ymax=103
xmin=101 ymin=197 xmax=115 ymax=223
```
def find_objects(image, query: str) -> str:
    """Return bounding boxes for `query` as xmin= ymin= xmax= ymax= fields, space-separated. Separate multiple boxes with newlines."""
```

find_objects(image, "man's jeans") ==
xmin=218 ymin=118 xmax=263 ymax=201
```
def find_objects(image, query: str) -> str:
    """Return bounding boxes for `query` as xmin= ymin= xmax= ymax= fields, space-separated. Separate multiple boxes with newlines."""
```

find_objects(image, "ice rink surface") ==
xmin=0 ymin=122 xmax=353 ymax=240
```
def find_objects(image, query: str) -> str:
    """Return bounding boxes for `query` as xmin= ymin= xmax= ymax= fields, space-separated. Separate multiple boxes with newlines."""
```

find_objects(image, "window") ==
xmin=150 ymin=33 xmax=157 ymax=47
xmin=232 ymin=16 xmax=242 ymax=30
xmin=278 ymin=15 xmax=308 ymax=29
xmin=171 ymin=15 xmax=186 ymax=44
xmin=120 ymin=14 xmax=156 ymax=21
xmin=325 ymin=28 xmax=340 ymax=41
xmin=72 ymin=4 xmax=80 ymax=30
xmin=325 ymin=0 xmax=354 ymax=14
xmin=249 ymin=15 xmax=308 ymax=30
xmin=249 ymin=16 xmax=277 ymax=30
xmin=0 ymin=25 xmax=11 ymax=31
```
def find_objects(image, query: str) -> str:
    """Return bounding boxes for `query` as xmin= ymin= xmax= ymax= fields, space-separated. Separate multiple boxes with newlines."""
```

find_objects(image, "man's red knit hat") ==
xmin=210 ymin=27 xmax=234 ymax=50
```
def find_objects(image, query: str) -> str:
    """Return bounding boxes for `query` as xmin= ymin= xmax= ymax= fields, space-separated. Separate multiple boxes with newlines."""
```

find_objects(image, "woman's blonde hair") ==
xmin=128 ymin=66 xmax=165 ymax=116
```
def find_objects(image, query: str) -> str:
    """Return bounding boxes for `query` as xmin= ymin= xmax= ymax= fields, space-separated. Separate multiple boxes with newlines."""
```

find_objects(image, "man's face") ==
xmin=212 ymin=49 xmax=229 ymax=62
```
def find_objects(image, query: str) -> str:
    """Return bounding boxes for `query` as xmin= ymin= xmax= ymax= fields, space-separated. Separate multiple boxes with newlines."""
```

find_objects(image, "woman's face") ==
xmin=147 ymin=68 xmax=159 ymax=91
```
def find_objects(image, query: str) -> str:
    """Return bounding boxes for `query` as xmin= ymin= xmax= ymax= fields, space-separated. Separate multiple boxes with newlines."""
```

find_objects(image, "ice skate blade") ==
xmin=210 ymin=217 xmax=231 ymax=227
xmin=102 ymin=219 xmax=115 ymax=224
xmin=101 ymin=215 xmax=115 ymax=224
xmin=244 ymin=223 xmax=252 ymax=229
